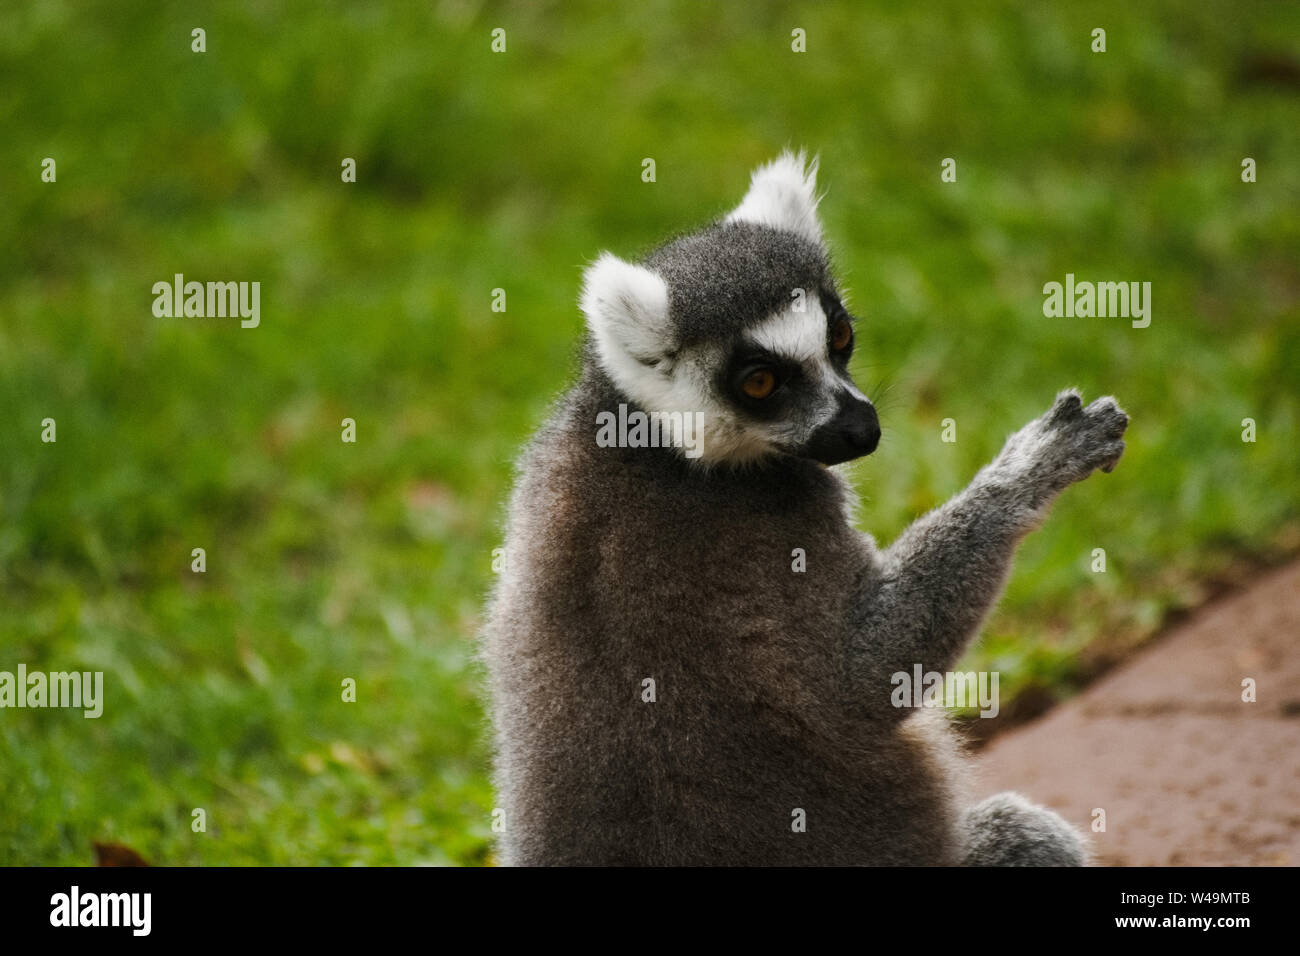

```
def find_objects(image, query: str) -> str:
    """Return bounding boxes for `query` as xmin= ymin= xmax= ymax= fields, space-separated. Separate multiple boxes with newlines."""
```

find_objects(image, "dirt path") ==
xmin=974 ymin=560 xmax=1300 ymax=866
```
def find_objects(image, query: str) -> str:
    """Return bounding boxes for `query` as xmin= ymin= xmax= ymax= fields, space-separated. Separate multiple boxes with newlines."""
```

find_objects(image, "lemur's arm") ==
xmin=847 ymin=390 xmax=1127 ymax=716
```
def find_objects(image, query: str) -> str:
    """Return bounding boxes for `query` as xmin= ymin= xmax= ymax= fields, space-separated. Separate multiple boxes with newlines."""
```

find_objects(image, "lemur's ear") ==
xmin=581 ymin=252 xmax=674 ymax=382
xmin=726 ymin=150 xmax=823 ymax=245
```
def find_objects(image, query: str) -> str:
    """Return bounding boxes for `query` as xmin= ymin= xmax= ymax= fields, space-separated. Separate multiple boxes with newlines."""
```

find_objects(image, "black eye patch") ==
xmin=819 ymin=290 xmax=853 ymax=325
xmin=718 ymin=347 xmax=804 ymax=418
xmin=820 ymin=290 xmax=856 ymax=360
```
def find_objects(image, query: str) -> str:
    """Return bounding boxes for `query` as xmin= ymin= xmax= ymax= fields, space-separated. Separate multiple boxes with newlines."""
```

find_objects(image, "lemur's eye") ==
xmin=741 ymin=368 xmax=777 ymax=399
xmin=831 ymin=318 xmax=853 ymax=352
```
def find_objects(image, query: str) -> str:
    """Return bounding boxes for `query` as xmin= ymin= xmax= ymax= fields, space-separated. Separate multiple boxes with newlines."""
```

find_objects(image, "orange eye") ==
xmin=741 ymin=369 xmax=777 ymax=399
xmin=831 ymin=318 xmax=853 ymax=351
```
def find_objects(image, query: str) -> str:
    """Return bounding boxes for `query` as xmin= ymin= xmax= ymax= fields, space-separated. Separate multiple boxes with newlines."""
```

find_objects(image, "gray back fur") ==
xmin=483 ymin=367 xmax=967 ymax=865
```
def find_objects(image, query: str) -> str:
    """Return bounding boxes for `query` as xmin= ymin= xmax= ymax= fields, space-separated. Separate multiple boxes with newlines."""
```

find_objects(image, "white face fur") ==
xmin=580 ymin=152 xmax=876 ymax=467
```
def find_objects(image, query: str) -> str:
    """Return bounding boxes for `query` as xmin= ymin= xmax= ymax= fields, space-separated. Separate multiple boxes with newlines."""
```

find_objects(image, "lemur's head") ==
xmin=581 ymin=151 xmax=879 ymax=467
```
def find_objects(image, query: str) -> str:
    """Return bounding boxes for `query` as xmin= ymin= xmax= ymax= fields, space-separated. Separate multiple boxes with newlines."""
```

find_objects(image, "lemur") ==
xmin=483 ymin=152 xmax=1127 ymax=865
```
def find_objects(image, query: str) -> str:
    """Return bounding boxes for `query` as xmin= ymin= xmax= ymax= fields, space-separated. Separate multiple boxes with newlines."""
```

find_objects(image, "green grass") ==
xmin=1 ymin=0 xmax=1297 ymax=865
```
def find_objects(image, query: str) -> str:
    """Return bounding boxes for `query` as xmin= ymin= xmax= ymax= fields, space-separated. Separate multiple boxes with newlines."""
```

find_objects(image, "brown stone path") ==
xmin=974 ymin=561 xmax=1300 ymax=865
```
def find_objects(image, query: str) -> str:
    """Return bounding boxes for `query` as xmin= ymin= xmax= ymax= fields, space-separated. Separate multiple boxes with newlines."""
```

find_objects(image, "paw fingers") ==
xmin=1099 ymin=440 xmax=1126 ymax=473
xmin=1084 ymin=396 xmax=1129 ymax=439
xmin=1047 ymin=389 xmax=1084 ymax=424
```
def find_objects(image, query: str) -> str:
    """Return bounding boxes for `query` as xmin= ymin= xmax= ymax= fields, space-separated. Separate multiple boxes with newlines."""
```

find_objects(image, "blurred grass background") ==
xmin=1 ymin=0 xmax=1297 ymax=865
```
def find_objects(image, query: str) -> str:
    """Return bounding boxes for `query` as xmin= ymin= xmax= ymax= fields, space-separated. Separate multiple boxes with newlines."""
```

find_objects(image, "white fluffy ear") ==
xmin=725 ymin=150 xmax=823 ymax=244
xmin=581 ymin=252 xmax=674 ymax=382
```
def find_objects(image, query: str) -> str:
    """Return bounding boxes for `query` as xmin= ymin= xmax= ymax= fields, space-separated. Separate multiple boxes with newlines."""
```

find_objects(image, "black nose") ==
xmin=843 ymin=407 xmax=882 ymax=454
xmin=804 ymin=395 xmax=880 ymax=465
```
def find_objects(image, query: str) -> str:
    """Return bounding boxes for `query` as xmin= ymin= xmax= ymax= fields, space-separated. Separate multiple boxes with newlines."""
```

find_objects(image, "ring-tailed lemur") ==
xmin=483 ymin=152 xmax=1127 ymax=865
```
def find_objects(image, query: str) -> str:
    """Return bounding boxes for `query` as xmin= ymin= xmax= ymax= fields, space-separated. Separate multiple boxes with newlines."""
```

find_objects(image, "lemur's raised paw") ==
xmin=996 ymin=389 xmax=1128 ymax=495
xmin=1036 ymin=388 xmax=1128 ymax=483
